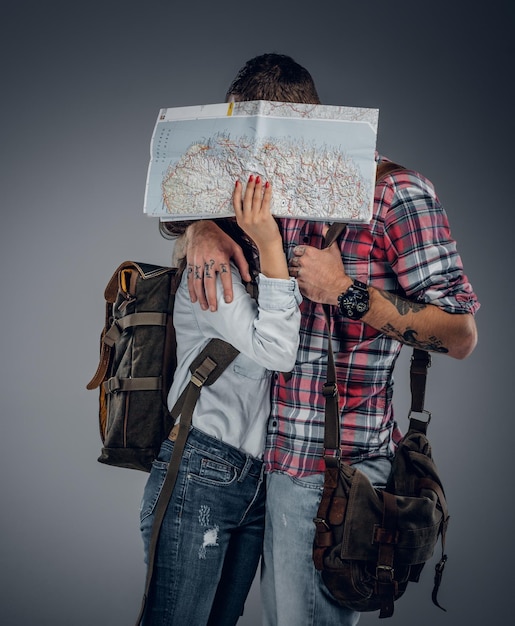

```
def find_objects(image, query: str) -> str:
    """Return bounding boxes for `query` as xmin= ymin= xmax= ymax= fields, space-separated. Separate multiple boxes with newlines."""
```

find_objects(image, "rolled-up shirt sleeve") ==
xmin=383 ymin=178 xmax=479 ymax=315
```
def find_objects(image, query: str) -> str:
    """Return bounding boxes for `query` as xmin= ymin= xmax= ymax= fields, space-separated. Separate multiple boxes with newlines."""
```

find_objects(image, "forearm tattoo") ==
xmin=379 ymin=290 xmax=427 ymax=315
xmin=378 ymin=290 xmax=448 ymax=353
xmin=380 ymin=323 xmax=449 ymax=354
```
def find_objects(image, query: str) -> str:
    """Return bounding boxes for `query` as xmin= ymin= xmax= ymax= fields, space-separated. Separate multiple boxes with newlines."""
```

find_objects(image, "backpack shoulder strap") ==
xmin=408 ymin=348 xmax=432 ymax=433
xmin=321 ymin=159 xmax=410 ymax=455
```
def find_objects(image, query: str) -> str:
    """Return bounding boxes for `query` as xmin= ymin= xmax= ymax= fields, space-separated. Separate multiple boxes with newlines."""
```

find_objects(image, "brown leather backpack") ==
xmin=313 ymin=371 xmax=449 ymax=618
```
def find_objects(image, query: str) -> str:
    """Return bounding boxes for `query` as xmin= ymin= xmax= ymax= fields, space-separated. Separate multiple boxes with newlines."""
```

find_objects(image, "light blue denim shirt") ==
xmin=168 ymin=262 xmax=302 ymax=458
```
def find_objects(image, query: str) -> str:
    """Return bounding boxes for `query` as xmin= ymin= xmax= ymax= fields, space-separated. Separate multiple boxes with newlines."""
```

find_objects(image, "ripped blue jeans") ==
xmin=140 ymin=426 xmax=265 ymax=626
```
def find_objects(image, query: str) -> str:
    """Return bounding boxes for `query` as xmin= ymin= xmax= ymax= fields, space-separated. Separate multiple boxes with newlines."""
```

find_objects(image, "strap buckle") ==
xmin=190 ymin=356 xmax=217 ymax=388
xmin=191 ymin=373 xmax=207 ymax=387
xmin=435 ymin=554 xmax=448 ymax=576
xmin=408 ymin=409 xmax=432 ymax=424
xmin=408 ymin=410 xmax=432 ymax=434
xmin=313 ymin=516 xmax=331 ymax=531
xmin=104 ymin=376 xmax=120 ymax=394
xmin=323 ymin=448 xmax=341 ymax=463
xmin=376 ymin=564 xmax=395 ymax=582
xmin=322 ymin=382 xmax=337 ymax=398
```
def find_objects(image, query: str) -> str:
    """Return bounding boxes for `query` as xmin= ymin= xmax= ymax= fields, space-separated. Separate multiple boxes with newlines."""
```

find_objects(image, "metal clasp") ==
xmin=313 ymin=517 xmax=330 ymax=531
xmin=376 ymin=564 xmax=395 ymax=581
xmin=322 ymin=382 xmax=337 ymax=397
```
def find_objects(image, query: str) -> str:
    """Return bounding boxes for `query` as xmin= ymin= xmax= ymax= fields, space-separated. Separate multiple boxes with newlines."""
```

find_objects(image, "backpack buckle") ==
xmin=104 ymin=376 xmax=121 ymax=394
xmin=376 ymin=564 xmax=395 ymax=582
xmin=191 ymin=356 xmax=217 ymax=388
xmin=408 ymin=410 xmax=432 ymax=434
xmin=322 ymin=382 xmax=337 ymax=397
xmin=313 ymin=516 xmax=331 ymax=531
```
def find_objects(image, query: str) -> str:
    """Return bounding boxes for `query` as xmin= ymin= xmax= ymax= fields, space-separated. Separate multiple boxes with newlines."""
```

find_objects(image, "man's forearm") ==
xmin=288 ymin=242 xmax=477 ymax=359
xmin=360 ymin=287 xmax=477 ymax=360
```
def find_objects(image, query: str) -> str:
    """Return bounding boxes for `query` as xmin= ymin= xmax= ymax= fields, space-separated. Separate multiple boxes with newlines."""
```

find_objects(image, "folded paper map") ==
xmin=143 ymin=101 xmax=379 ymax=223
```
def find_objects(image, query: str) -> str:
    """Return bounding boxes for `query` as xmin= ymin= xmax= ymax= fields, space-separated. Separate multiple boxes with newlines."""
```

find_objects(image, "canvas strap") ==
xmin=319 ymin=161 xmax=449 ymax=617
xmin=320 ymin=300 xmax=434 ymax=617
xmin=134 ymin=338 xmax=239 ymax=626
xmin=320 ymin=159 xmax=409 ymax=456
xmin=320 ymin=222 xmax=345 ymax=464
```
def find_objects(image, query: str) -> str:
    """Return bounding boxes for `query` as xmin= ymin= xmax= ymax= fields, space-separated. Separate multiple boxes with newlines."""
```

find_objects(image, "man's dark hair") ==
xmin=226 ymin=53 xmax=321 ymax=104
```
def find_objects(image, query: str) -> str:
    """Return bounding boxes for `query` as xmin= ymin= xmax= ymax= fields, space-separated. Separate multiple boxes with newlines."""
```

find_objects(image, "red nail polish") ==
xmin=265 ymin=181 xmax=270 ymax=188
xmin=235 ymin=180 xmax=239 ymax=187
xmin=248 ymin=174 xmax=254 ymax=182
xmin=255 ymin=176 xmax=261 ymax=184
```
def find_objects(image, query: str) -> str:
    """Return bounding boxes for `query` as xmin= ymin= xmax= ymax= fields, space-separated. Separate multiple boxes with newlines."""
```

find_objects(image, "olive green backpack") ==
xmin=86 ymin=261 xmax=238 ymax=472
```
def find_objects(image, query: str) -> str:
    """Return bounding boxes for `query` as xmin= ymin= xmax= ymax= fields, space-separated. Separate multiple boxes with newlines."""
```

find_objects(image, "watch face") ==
xmin=341 ymin=301 xmax=354 ymax=317
xmin=338 ymin=281 xmax=369 ymax=319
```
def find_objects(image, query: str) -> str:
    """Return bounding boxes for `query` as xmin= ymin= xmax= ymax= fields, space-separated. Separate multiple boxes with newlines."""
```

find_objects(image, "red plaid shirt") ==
xmin=264 ymin=157 xmax=480 ymax=476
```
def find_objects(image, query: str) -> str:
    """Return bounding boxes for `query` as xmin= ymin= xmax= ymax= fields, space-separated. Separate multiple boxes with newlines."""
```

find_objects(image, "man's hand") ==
xmin=289 ymin=234 xmax=478 ymax=359
xmin=288 ymin=240 xmax=350 ymax=304
xmin=185 ymin=221 xmax=250 ymax=311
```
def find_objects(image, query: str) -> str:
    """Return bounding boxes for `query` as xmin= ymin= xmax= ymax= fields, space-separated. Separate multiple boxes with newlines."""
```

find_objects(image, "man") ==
xmin=182 ymin=53 xmax=479 ymax=625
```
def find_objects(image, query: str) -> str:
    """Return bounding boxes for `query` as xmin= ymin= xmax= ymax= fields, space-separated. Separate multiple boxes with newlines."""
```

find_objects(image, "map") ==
xmin=143 ymin=101 xmax=379 ymax=223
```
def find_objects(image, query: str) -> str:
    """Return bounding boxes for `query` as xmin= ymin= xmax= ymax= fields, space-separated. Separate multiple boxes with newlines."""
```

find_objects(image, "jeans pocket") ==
xmin=140 ymin=458 xmax=169 ymax=523
xmin=290 ymin=472 xmax=324 ymax=491
xmin=188 ymin=451 xmax=238 ymax=486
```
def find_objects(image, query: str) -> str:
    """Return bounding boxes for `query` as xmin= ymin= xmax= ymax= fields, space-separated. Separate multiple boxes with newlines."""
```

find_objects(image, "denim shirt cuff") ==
xmin=256 ymin=274 xmax=302 ymax=308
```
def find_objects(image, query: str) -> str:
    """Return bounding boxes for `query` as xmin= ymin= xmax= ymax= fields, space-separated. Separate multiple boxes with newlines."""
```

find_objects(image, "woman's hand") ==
xmin=233 ymin=176 xmax=288 ymax=279
xmin=233 ymin=175 xmax=279 ymax=248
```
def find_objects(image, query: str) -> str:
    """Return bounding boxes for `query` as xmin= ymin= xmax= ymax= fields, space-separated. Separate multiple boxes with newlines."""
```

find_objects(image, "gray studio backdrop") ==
xmin=1 ymin=1 xmax=512 ymax=625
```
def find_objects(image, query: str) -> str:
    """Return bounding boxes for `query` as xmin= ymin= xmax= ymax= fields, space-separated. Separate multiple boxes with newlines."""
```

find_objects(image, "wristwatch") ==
xmin=337 ymin=279 xmax=370 ymax=320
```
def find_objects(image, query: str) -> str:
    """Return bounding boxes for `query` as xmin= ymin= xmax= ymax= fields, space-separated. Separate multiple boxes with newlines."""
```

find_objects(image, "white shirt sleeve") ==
xmin=183 ymin=263 xmax=301 ymax=372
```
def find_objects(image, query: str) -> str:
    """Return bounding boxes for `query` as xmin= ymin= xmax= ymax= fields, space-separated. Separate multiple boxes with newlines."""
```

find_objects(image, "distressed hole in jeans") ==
xmin=199 ymin=526 xmax=219 ymax=559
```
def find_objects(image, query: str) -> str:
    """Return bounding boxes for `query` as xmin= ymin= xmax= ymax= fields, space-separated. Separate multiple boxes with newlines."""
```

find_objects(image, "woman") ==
xmin=140 ymin=176 xmax=301 ymax=625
